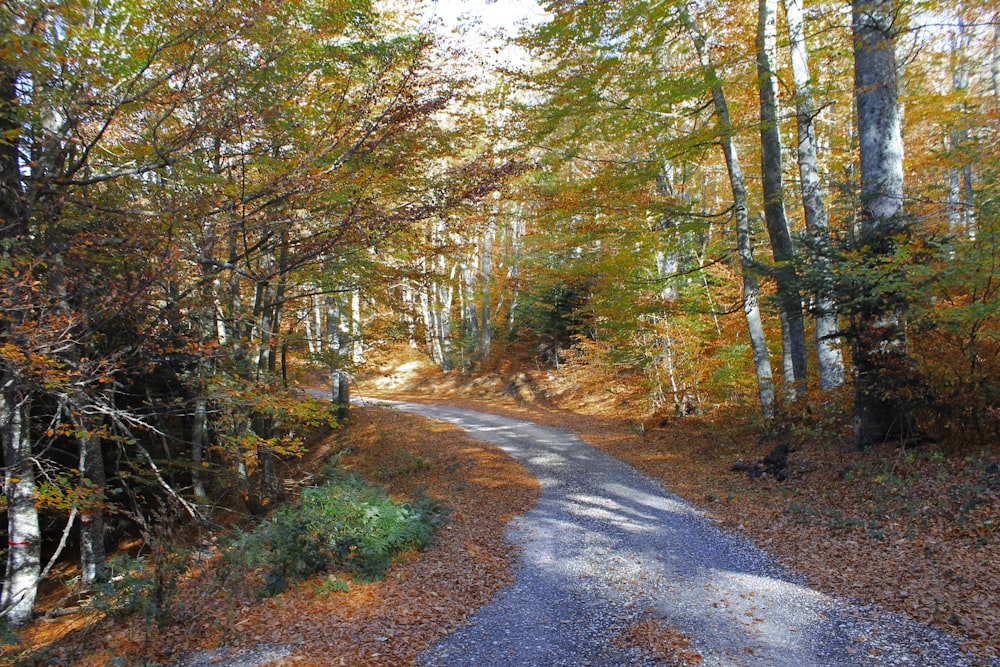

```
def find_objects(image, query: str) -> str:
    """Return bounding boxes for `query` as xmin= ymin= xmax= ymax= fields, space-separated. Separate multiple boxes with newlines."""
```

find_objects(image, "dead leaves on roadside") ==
xmin=38 ymin=406 xmax=539 ymax=667
xmin=613 ymin=617 xmax=703 ymax=666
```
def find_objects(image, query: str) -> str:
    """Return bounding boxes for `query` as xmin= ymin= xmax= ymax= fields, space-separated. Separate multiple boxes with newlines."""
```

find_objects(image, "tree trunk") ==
xmin=0 ymin=57 xmax=20 ymax=234
xmin=682 ymin=6 xmax=775 ymax=419
xmin=507 ymin=213 xmax=524 ymax=332
xmin=267 ymin=233 xmax=288 ymax=375
xmin=227 ymin=227 xmax=247 ymax=362
xmin=255 ymin=281 xmax=273 ymax=378
xmin=479 ymin=216 xmax=494 ymax=360
xmin=435 ymin=279 xmax=453 ymax=371
xmin=418 ymin=271 xmax=443 ymax=365
xmin=191 ymin=392 xmax=209 ymax=498
xmin=326 ymin=294 xmax=350 ymax=420
xmin=782 ymin=0 xmax=845 ymax=390
xmin=1 ymin=382 xmax=39 ymax=626
xmin=851 ymin=0 xmax=914 ymax=447
xmin=78 ymin=417 xmax=108 ymax=585
xmin=0 ymin=47 xmax=37 ymax=626
xmin=350 ymin=289 xmax=363 ymax=365
xmin=947 ymin=15 xmax=974 ymax=237
xmin=991 ymin=18 xmax=1000 ymax=104
xmin=461 ymin=258 xmax=479 ymax=366
xmin=757 ymin=0 xmax=808 ymax=397
xmin=432 ymin=255 xmax=456 ymax=371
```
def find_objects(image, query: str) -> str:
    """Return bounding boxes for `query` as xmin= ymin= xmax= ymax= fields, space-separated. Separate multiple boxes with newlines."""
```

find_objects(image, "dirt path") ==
xmin=368 ymin=399 xmax=990 ymax=667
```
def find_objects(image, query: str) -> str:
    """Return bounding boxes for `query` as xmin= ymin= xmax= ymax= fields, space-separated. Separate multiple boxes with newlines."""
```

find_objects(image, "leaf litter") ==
xmin=12 ymin=406 xmax=538 ymax=666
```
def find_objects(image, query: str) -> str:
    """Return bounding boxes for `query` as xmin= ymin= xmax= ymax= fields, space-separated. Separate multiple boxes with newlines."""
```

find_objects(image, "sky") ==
xmin=420 ymin=0 xmax=547 ymax=65
xmin=424 ymin=0 xmax=544 ymax=32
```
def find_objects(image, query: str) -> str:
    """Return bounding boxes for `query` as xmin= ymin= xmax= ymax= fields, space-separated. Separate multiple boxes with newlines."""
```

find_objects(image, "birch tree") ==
xmin=757 ymin=0 xmax=808 ymax=395
xmin=682 ymin=5 xmax=776 ymax=418
xmin=0 ymin=11 xmax=38 ymax=624
xmin=782 ymin=0 xmax=845 ymax=389
xmin=850 ymin=0 xmax=915 ymax=446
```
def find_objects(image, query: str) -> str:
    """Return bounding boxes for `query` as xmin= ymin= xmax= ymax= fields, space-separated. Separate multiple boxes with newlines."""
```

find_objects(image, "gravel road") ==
xmin=363 ymin=399 xmax=996 ymax=667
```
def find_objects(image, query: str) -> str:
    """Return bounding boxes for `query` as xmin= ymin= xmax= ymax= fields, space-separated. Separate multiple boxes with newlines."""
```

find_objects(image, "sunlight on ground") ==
xmin=370 ymin=359 xmax=427 ymax=390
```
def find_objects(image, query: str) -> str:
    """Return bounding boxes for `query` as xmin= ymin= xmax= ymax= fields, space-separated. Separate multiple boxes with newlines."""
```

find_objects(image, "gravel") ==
xmin=361 ymin=400 xmax=1000 ymax=667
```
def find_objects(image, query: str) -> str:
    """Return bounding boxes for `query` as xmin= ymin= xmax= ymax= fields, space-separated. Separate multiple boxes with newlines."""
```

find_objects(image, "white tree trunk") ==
xmin=255 ymin=281 xmax=274 ymax=376
xmin=854 ymin=0 xmax=904 ymax=233
xmin=435 ymin=273 xmax=454 ymax=371
xmin=303 ymin=299 xmax=317 ymax=356
xmin=326 ymin=295 xmax=350 ymax=418
xmin=852 ymin=0 xmax=913 ymax=447
xmin=783 ymin=0 xmax=845 ymax=389
xmin=479 ymin=217 xmax=494 ymax=360
xmin=946 ymin=15 xmax=974 ymax=237
xmin=461 ymin=257 xmax=479 ymax=363
xmin=507 ymin=213 xmax=524 ymax=331
xmin=418 ymin=273 xmax=443 ymax=365
xmin=682 ymin=6 xmax=775 ymax=419
xmin=992 ymin=18 xmax=1000 ymax=104
xmin=1 ymin=383 xmax=39 ymax=626
xmin=78 ymin=419 xmax=108 ymax=585
xmin=191 ymin=392 xmax=208 ymax=498
xmin=350 ymin=289 xmax=363 ymax=364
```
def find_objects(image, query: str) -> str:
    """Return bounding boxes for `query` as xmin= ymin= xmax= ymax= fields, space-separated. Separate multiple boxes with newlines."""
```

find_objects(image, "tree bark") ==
xmin=992 ymin=18 xmax=1000 ymax=104
xmin=0 ymin=57 xmax=20 ymax=236
xmin=782 ymin=0 xmax=845 ymax=390
xmin=326 ymin=294 xmax=350 ymax=420
xmin=682 ymin=6 xmax=775 ymax=419
xmin=191 ymin=392 xmax=209 ymax=498
xmin=461 ymin=257 xmax=479 ymax=366
xmin=1 ymin=382 xmax=38 ymax=626
xmin=946 ymin=15 xmax=974 ymax=236
xmin=757 ymin=0 xmax=808 ymax=396
xmin=350 ymin=288 xmax=363 ymax=365
xmin=851 ymin=0 xmax=914 ymax=447
xmin=479 ymin=217 xmax=494 ymax=361
xmin=0 ymin=41 xmax=38 ymax=626
xmin=78 ymin=417 xmax=108 ymax=585
xmin=507 ymin=212 xmax=524 ymax=332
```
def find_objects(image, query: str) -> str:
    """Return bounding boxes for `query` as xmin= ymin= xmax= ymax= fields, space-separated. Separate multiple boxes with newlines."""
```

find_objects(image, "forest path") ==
xmin=363 ymin=398 xmax=983 ymax=667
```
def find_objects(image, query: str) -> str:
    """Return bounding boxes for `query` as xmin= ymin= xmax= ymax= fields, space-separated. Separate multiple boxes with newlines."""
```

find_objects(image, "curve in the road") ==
xmin=361 ymin=399 xmax=989 ymax=667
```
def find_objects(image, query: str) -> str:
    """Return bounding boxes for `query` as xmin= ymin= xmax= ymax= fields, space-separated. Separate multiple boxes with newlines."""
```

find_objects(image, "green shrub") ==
xmin=90 ymin=552 xmax=188 ymax=626
xmin=226 ymin=470 xmax=443 ymax=596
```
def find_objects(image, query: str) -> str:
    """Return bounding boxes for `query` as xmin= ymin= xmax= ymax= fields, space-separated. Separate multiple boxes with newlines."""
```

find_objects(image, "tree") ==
xmin=850 ymin=0 xmax=915 ymax=447
xmin=782 ymin=0 xmax=845 ymax=390
xmin=757 ymin=0 xmax=808 ymax=395
xmin=681 ymin=4 xmax=776 ymax=418
xmin=0 ymin=0 xmax=515 ymax=623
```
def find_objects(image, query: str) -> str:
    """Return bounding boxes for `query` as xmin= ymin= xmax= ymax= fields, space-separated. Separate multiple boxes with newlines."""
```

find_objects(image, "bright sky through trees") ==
xmin=421 ymin=0 xmax=545 ymax=64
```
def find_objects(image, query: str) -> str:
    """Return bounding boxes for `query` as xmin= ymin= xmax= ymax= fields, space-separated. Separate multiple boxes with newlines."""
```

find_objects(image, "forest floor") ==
xmin=4 ymin=350 xmax=998 ymax=665
xmin=5 ymin=405 xmax=539 ymax=666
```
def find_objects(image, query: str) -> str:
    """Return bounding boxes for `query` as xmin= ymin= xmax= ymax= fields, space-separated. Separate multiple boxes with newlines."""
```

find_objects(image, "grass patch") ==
xmin=226 ymin=466 xmax=443 ymax=596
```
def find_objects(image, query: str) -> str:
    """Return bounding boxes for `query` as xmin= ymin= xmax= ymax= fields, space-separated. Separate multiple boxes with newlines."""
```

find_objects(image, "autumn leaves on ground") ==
xmin=6 ymin=352 xmax=999 ymax=666
xmin=11 ymin=401 xmax=539 ymax=667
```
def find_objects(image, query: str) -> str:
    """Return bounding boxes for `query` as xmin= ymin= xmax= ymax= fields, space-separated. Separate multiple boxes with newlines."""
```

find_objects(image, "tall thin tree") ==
xmin=757 ymin=0 xmax=808 ymax=395
xmin=681 ymin=5 xmax=775 ymax=418
xmin=782 ymin=0 xmax=845 ymax=389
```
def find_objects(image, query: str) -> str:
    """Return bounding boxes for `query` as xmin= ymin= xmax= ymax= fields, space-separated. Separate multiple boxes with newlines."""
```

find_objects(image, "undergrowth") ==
xmin=225 ymin=465 xmax=444 ymax=596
